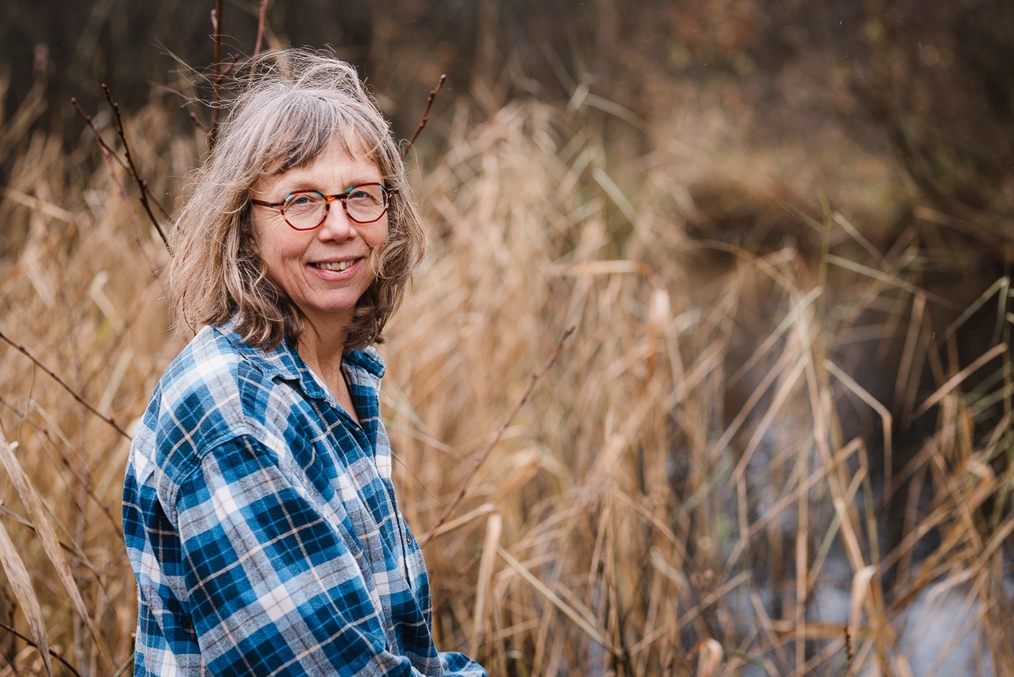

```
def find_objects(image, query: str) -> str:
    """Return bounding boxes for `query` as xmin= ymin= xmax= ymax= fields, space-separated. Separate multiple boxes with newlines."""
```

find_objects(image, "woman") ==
xmin=123 ymin=51 xmax=485 ymax=677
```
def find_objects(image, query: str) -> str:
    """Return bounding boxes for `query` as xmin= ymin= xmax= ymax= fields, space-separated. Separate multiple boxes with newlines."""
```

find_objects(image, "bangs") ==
xmin=258 ymin=92 xmax=388 ymax=177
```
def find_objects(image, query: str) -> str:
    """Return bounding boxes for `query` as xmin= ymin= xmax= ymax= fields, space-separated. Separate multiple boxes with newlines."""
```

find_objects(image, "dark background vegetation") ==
xmin=2 ymin=0 xmax=1013 ymax=226
xmin=3 ymin=0 xmax=1013 ymax=499
xmin=1 ymin=2 xmax=1013 ymax=673
xmin=3 ymin=0 xmax=1013 ymax=535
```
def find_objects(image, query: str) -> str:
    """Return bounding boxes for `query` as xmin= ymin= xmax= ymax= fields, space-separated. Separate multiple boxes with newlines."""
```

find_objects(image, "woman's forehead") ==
xmin=263 ymin=131 xmax=382 ymax=178
xmin=253 ymin=138 xmax=382 ymax=197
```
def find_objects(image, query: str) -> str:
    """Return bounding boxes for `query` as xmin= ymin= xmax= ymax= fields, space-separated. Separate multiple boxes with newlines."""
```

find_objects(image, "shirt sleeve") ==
xmin=175 ymin=434 xmax=485 ymax=677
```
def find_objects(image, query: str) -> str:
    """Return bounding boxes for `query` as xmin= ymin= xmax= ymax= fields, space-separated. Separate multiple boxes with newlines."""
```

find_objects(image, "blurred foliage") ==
xmin=0 ymin=3 xmax=1012 ymax=673
xmin=1 ymin=0 xmax=1011 ymax=226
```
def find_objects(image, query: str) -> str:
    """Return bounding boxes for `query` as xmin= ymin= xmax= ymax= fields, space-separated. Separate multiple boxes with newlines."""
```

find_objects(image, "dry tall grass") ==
xmin=0 ymin=86 xmax=1011 ymax=676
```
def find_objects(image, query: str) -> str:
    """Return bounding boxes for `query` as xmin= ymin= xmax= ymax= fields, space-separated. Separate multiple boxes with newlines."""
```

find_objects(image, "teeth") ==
xmin=315 ymin=260 xmax=353 ymax=272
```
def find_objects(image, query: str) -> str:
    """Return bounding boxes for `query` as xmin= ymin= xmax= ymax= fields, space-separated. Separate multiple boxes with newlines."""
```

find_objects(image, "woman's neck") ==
xmin=295 ymin=322 xmax=360 ymax=424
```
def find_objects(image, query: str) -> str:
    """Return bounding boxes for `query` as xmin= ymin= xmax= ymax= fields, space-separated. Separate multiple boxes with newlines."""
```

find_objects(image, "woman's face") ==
xmin=250 ymin=138 xmax=389 ymax=336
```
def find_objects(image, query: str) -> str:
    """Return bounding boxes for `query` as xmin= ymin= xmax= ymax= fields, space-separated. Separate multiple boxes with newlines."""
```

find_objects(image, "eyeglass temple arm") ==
xmin=249 ymin=198 xmax=284 ymax=208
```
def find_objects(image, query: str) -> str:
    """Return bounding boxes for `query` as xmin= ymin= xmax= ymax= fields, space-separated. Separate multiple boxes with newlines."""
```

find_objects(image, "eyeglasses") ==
xmin=250 ymin=183 xmax=397 ymax=231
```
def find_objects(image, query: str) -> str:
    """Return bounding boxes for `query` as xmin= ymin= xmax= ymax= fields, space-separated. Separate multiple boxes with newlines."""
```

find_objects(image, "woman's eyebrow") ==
xmin=290 ymin=174 xmax=382 ymax=190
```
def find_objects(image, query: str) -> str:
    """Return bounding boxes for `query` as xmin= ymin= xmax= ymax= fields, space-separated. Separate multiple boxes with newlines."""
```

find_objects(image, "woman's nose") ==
xmin=317 ymin=201 xmax=357 ymax=241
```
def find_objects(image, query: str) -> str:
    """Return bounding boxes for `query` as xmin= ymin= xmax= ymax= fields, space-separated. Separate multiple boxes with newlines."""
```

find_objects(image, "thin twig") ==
xmin=101 ymin=84 xmax=172 ymax=254
xmin=844 ymin=623 xmax=853 ymax=675
xmin=209 ymin=0 xmax=224 ymax=148
xmin=110 ymin=654 xmax=134 ymax=677
xmin=0 ymin=394 xmax=123 ymax=537
xmin=188 ymin=111 xmax=209 ymax=134
xmin=419 ymin=325 xmax=574 ymax=548
xmin=248 ymin=0 xmax=271 ymax=86
xmin=253 ymin=0 xmax=270 ymax=58
xmin=219 ymin=54 xmax=238 ymax=79
xmin=0 ymin=620 xmax=83 ymax=677
xmin=129 ymin=209 xmax=164 ymax=280
xmin=433 ymin=550 xmax=483 ymax=611
xmin=0 ymin=330 xmax=132 ymax=440
xmin=402 ymin=74 xmax=447 ymax=159
xmin=70 ymin=97 xmax=128 ymax=171
xmin=71 ymin=97 xmax=168 ymax=281
xmin=73 ymin=92 xmax=172 ymax=259
xmin=141 ymin=179 xmax=171 ymax=220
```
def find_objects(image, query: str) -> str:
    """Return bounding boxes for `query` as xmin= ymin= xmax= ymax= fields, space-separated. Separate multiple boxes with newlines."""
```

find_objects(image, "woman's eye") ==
xmin=348 ymin=187 xmax=382 ymax=204
xmin=289 ymin=195 xmax=314 ymax=207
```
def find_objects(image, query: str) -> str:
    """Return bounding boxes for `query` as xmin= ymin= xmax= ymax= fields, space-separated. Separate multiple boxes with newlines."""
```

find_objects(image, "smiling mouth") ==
xmin=311 ymin=259 xmax=357 ymax=272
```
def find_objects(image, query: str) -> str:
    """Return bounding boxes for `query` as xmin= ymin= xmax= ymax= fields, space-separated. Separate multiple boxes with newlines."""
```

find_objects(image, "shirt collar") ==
xmin=213 ymin=316 xmax=386 ymax=400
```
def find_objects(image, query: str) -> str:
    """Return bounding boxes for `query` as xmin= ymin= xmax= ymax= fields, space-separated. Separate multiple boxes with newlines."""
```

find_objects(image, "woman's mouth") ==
xmin=311 ymin=259 xmax=357 ymax=272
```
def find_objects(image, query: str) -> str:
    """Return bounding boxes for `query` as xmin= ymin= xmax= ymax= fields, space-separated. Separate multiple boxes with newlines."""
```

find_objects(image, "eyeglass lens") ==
xmin=283 ymin=185 xmax=389 ymax=229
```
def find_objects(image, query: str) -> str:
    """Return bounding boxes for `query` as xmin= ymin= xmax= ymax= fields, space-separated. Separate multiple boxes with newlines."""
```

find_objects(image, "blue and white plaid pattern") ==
xmin=123 ymin=322 xmax=485 ymax=677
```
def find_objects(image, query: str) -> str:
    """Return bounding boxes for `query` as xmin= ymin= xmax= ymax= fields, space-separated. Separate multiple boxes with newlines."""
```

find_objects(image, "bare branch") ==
xmin=100 ymin=84 xmax=173 ymax=254
xmin=188 ymin=111 xmax=209 ymax=134
xmin=252 ymin=0 xmax=270 ymax=64
xmin=71 ymin=96 xmax=168 ymax=281
xmin=0 ymin=394 xmax=122 ymax=537
xmin=246 ymin=0 xmax=271 ymax=88
xmin=418 ymin=325 xmax=574 ymax=548
xmin=0 ymin=619 xmax=83 ymax=677
xmin=209 ymin=0 xmax=224 ymax=148
xmin=402 ymin=74 xmax=447 ymax=160
xmin=0 ymin=329 xmax=132 ymax=441
xmin=70 ymin=97 xmax=127 ymax=171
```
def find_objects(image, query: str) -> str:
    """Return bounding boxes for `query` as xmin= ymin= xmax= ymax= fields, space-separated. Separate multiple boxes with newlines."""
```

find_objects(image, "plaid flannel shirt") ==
xmin=123 ymin=321 xmax=485 ymax=677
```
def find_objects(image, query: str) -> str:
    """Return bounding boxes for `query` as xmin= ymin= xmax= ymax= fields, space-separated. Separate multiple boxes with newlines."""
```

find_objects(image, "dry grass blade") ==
xmin=832 ymin=212 xmax=884 ymax=267
xmin=496 ymin=546 xmax=621 ymax=658
xmin=0 ymin=517 xmax=53 ymax=677
xmin=0 ymin=223 xmax=77 ymax=296
xmin=729 ymin=287 xmax=821 ymax=386
xmin=1 ymin=186 xmax=76 ymax=223
xmin=649 ymin=546 xmax=689 ymax=590
xmin=0 ymin=77 xmax=46 ymax=163
xmin=0 ymin=328 xmax=132 ymax=439
xmin=418 ymin=325 xmax=574 ymax=548
xmin=632 ymin=572 xmax=753 ymax=654
xmin=562 ymin=259 xmax=654 ymax=277
xmin=826 ymin=254 xmax=959 ymax=309
xmin=744 ymin=438 xmax=862 ymax=541
xmin=592 ymin=166 xmax=650 ymax=241
xmin=709 ymin=343 xmax=797 ymax=460
xmin=938 ymin=276 xmax=1009 ymax=345
xmin=732 ymin=356 xmax=807 ymax=483
xmin=0 ymin=430 xmax=111 ymax=662
xmin=695 ymin=638 xmax=724 ymax=677
xmin=847 ymin=565 xmax=875 ymax=662
xmin=470 ymin=512 xmax=502 ymax=657
xmin=914 ymin=342 xmax=1009 ymax=417
xmin=824 ymin=359 xmax=894 ymax=497
xmin=430 ymin=503 xmax=497 ymax=540
xmin=895 ymin=292 xmax=926 ymax=410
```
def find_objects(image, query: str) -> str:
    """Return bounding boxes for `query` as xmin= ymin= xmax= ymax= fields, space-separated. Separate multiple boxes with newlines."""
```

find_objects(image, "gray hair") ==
xmin=166 ymin=49 xmax=426 ymax=351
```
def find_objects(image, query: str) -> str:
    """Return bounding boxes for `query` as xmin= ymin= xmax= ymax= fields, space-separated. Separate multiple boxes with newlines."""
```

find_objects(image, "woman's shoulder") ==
xmin=132 ymin=325 xmax=291 ymax=476
xmin=157 ymin=324 xmax=267 ymax=416
xmin=159 ymin=324 xmax=246 ymax=393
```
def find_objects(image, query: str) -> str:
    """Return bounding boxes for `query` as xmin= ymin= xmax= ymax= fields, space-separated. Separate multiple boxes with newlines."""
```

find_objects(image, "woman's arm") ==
xmin=176 ymin=434 xmax=485 ymax=677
